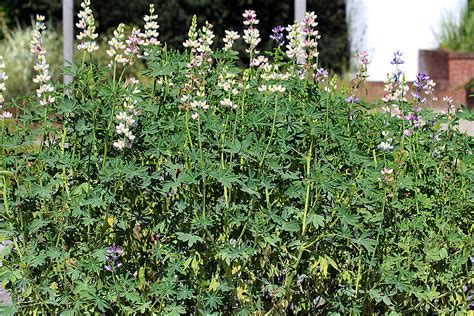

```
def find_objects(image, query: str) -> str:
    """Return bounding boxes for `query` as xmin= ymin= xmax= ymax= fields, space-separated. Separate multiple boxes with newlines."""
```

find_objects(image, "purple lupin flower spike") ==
xmin=104 ymin=243 xmax=124 ymax=272
xmin=270 ymin=25 xmax=285 ymax=46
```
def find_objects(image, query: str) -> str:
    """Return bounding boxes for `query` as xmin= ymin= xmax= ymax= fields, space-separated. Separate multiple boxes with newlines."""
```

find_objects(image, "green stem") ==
xmin=197 ymin=113 xmax=203 ymax=164
xmin=284 ymin=141 xmax=314 ymax=301
xmin=102 ymin=104 xmax=117 ymax=168
xmin=0 ymin=118 xmax=5 ymax=163
xmin=60 ymin=125 xmax=70 ymax=197
xmin=185 ymin=110 xmax=194 ymax=149
xmin=301 ymin=141 xmax=313 ymax=236
xmin=259 ymin=97 xmax=279 ymax=168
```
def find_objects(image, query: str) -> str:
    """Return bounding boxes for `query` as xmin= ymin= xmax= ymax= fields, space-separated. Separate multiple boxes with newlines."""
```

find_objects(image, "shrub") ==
xmin=0 ymin=5 xmax=473 ymax=315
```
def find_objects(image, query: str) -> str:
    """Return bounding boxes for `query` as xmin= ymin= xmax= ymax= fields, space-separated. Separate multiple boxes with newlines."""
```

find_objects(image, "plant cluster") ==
xmin=0 ymin=3 xmax=473 ymax=315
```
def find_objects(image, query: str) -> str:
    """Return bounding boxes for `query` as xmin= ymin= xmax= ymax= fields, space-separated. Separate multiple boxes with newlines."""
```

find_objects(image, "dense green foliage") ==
xmin=0 ymin=0 xmax=349 ymax=72
xmin=0 ymin=9 xmax=473 ymax=316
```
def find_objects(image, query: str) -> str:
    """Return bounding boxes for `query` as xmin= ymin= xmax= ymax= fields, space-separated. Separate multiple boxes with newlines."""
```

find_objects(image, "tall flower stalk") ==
xmin=270 ymin=25 xmax=285 ymax=46
xmin=285 ymin=21 xmax=306 ymax=70
xmin=31 ymin=15 xmax=55 ymax=107
xmin=242 ymin=10 xmax=261 ymax=60
xmin=302 ymin=12 xmax=321 ymax=68
xmin=113 ymin=95 xmax=139 ymax=150
xmin=125 ymin=28 xmax=144 ymax=64
xmin=382 ymin=50 xmax=409 ymax=105
xmin=222 ymin=30 xmax=240 ymax=52
xmin=76 ymin=0 xmax=99 ymax=55
xmin=0 ymin=56 xmax=11 ymax=120
xmin=141 ymin=4 xmax=160 ymax=54
xmin=347 ymin=50 xmax=370 ymax=105
xmin=106 ymin=23 xmax=129 ymax=87
xmin=106 ymin=23 xmax=127 ymax=69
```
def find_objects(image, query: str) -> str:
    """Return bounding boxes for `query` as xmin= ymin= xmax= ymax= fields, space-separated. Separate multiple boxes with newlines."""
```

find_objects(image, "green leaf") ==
xmin=72 ymin=182 xmax=91 ymax=196
xmin=176 ymin=232 xmax=204 ymax=247
xmin=424 ymin=247 xmax=448 ymax=261
xmin=164 ymin=304 xmax=186 ymax=316
xmin=354 ymin=232 xmax=378 ymax=252
xmin=177 ymin=286 xmax=194 ymax=300
xmin=211 ymin=168 xmax=239 ymax=188
xmin=281 ymin=221 xmax=300 ymax=232
xmin=307 ymin=213 xmax=325 ymax=229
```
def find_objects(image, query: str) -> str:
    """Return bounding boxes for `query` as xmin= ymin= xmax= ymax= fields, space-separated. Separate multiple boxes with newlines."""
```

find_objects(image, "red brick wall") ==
xmin=448 ymin=52 xmax=474 ymax=88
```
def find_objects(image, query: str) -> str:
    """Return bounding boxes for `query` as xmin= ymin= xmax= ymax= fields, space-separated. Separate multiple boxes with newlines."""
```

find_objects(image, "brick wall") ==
xmin=448 ymin=52 xmax=474 ymax=88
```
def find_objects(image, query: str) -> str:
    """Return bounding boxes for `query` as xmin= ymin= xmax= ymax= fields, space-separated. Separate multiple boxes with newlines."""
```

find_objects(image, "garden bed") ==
xmin=0 ymin=5 xmax=473 ymax=315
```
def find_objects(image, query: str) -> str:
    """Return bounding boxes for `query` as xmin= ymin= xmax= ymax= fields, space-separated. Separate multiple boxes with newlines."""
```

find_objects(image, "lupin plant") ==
xmin=301 ymin=11 xmax=321 ymax=68
xmin=242 ymin=10 xmax=261 ymax=59
xmin=0 ymin=3 xmax=472 ymax=316
xmin=270 ymin=25 xmax=285 ymax=46
xmin=346 ymin=50 xmax=370 ymax=105
xmin=124 ymin=28 xmax=144 ymax=63
xmin=141 ymin=4 xmax=160 ymax=52
xmin=285 ymin=21 xmax=306 ymax=61
xmin=31 ymin=15 xmax=55 ymax=108
xmin=382 ymin=50 xmax=409 ymax=104
xmin=222 ymin=30 xmax=240 ymax=52
xmin=106 ymin=23 xmax=128 ymax=69
xmin=76 ymin=0 xmax=99 ymax=53
xmin=0 ymin=56 xmax=11 ymax=119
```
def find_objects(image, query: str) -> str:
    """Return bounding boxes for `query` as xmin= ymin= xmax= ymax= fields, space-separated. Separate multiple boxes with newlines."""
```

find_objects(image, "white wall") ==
xmin=346 ymin=0 xmax=467 ymax=81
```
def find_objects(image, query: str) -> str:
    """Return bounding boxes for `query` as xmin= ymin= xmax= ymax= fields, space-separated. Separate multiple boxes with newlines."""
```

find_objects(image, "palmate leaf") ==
xmin=29 ymin=218 xmax=50 ymax=233
xmin=239 ymin=181 xmax=260 ymax=197
xmin=223 ymin=139 xmax=241 ymax=154
xmin=29 ymin=251 xmax=48 ymax=268
xmin=211 ymin=168 xmax=239 ymax=188
xmin=280 ymin=221 xmax=300 ymax=233
xmin=339 ymin=210 xmax=359 ymax=228
xmin=353 ymin=232 xmax=378 ymax=253
xmin=307 ymin=213 xmax=325 ymax=229
xmin=72 ymin=280 xmax=96 ymax=300
xmin=203 ymin=292 xmax=224 ymax=309
xmin=176 ymin=232 xmax=203 ymax=247
xmin=424 ymin=246 xmax=448 ymax=261
xmin=164 ymin=304 xmax=186 ymax=316
xmin=177 ymin=286 xmax=194 ymax=300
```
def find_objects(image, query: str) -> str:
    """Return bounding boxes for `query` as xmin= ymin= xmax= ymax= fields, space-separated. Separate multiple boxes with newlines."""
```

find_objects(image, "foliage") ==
xmin=466 ymin=76 xmax=474 ymax=91
xmin=0 ymin=9 xmax=473 ymax=316
xmin=438 ymin=5 xmax=474 ymax=52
